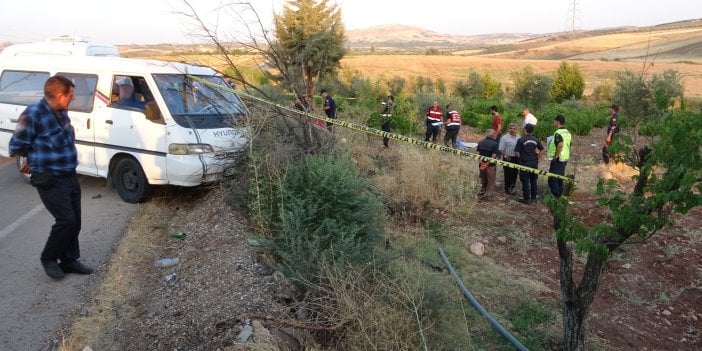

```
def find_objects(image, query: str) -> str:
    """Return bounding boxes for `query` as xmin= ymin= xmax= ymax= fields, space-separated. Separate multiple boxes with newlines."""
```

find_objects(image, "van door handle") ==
xmin=10 ymin=118 xmax=18 ymax=123
xmin=87 ymin=119 xmax=91 ymax=129
xmin=105 ymin=120 xmax=113 ymax=125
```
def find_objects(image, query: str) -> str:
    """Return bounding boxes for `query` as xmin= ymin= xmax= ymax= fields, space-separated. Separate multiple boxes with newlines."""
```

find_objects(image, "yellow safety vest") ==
xmin=547 ymin=128 xmax=571 ymax=161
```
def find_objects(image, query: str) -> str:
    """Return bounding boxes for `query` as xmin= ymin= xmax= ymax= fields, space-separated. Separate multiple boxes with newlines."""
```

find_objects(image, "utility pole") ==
xmin=565 ymin=0 xmax=581 ymax=32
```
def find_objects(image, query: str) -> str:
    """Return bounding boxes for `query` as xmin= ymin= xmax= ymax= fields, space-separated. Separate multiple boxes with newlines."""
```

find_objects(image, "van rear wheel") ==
xmin=114 ymin=158 xmax=150 ymax=203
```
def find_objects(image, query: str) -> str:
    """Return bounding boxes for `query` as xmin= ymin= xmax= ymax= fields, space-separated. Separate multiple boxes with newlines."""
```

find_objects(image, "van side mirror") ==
xmin=144 ymin=101 xmax=165 ymax=124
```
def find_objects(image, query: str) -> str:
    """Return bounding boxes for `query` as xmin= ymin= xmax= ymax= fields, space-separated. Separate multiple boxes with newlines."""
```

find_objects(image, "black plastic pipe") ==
xmin=438 ymin=247 xmax=529 ymax=351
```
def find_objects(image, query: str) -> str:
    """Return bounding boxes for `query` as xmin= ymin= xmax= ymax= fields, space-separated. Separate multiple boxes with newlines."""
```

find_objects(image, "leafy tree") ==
xmin=412 ymin=76 xmax=435 ymax=94
xmin=511 ymin=66 xmax=552 ymax=108
xmin=387 ymin=75 xmax=406 ymax=97
xmin=273 ymin=0 xmax=345 ymax=97
xmin=550 ymin=61 xmax=585 ymax=103
xmin=611 ymin=70 xmax=652 ymax=122
xmin=550 ymin=110 xmax=701 ymax=350
xmin=480 ymin=72 xmax=503 ymax=100
xmin=651 ymin=69 xmax=684 ymax=111
xmin=612 ymin=69 xmax=684 ymax=124
xmin=453 ymin=69 xmax=483 ymax=100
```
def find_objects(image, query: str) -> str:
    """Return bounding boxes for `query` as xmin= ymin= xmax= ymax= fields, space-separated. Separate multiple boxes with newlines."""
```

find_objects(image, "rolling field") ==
xmin=340 ymin=54 xmax=702 ymax=98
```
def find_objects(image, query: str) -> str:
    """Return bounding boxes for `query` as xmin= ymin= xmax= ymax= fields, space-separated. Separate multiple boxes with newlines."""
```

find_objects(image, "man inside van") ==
xmin=116 ymin=78 xmax=145 ymax=109
xmin=9 ymin=75 xmax=94 ymax=279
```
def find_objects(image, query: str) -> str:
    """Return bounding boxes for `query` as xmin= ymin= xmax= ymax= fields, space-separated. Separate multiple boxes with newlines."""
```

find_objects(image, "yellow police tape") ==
xmin=191 ymin=77 xmax=573 ymax=184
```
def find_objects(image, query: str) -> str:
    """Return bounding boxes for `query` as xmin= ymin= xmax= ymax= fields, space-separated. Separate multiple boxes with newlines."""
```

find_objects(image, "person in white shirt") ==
xmin=522 ymin=107 xmax=538 ymax=127
xmin=498 ymin=123 xmax=521 ymax=194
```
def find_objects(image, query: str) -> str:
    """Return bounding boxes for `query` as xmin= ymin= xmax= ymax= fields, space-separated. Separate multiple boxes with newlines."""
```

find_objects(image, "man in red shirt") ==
xmin=490 ymin=105 xmax=503 ymax=143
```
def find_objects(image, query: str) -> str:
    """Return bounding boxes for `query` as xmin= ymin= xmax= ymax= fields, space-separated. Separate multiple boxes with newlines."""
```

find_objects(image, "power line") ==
xmin=565 ymin=0 xmax=582 ymax=32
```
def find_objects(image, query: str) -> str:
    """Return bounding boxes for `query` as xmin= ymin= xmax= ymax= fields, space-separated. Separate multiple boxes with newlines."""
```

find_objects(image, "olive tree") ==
xmin=511 ymin=66 xmax=552 ymax=108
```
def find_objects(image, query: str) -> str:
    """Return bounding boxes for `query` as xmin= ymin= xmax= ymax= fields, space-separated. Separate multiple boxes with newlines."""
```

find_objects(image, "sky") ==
xmin=0 ymin=0 xmax=700 ymax=45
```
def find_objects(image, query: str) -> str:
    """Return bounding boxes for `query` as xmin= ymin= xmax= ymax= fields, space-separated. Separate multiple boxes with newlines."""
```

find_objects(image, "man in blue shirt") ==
xmin=9 ymin=75 xmax=94 ymax=279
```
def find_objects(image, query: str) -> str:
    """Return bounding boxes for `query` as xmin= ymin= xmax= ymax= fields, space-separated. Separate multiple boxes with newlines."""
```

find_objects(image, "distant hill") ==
xmin=345 ymin=24 xmax=538 ymax=52
xmin=346 ymin=20 xmax=702 ymax=63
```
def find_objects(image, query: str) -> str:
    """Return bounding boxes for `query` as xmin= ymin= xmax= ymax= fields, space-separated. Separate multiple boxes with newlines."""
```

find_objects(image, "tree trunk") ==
xmin=555 ymin=215 xmax=609 ymax=351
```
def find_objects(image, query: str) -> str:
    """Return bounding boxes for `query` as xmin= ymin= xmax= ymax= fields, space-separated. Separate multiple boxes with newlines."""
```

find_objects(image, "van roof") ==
xmin=0 ymin=53 xmax=218 ymax=76
xmin=0 ymin=36 xmax=120 ymax=57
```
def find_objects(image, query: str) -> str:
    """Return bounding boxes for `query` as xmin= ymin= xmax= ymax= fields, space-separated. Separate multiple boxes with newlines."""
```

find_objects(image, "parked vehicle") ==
xmin=0 ymin=37 xmax=248 ymax=203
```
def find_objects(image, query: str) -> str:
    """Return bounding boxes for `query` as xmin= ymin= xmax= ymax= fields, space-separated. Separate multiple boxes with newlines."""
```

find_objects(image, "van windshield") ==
xmin=153 ymin=74 xmax=246 ymax=129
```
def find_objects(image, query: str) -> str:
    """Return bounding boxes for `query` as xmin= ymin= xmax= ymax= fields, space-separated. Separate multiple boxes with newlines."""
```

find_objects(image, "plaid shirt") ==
xmin=9 ymin=98 xmax=77 ymax=175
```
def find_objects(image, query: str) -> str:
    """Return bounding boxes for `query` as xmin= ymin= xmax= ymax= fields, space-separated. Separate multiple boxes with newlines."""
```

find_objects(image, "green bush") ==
xmin=510 ymin=66 xmax=552 ymax=108
xmin=550 ymin=61 xmax=585 ymax=103
xmin=272 ymin=153 xmax=385 ymax=282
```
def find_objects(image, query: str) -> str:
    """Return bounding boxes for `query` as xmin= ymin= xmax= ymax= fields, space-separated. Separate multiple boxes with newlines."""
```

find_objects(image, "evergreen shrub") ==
xmin=272 ymin=153 xmax=385 ymax=282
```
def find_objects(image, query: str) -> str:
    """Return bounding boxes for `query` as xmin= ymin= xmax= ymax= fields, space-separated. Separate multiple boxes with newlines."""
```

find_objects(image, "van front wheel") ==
xmin=114 ymin=158 xmax=150 ymax=203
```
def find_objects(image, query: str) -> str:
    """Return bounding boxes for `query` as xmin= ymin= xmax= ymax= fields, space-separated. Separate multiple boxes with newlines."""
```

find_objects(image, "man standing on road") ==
xmin=9 ymin=75 xmax=94 ymax=279
xmin=547 ymin=115 xmax=572 ymax=198
xmin=515 ymin=123 xmax=544 ymax=204
xmin=602 ymin=104 xmax=620 ymax=164
xmin=499 ymin=123 xmax=520 ymax=195
xmin=320 ymin=88 xmax=336 ymax=130
xmin=425 ymin=99 xmax=443 ymax=143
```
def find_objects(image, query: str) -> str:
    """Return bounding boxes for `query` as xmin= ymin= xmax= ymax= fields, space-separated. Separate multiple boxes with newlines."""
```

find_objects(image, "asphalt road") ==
xmin=0 ymin=156 xmax=137 ymax=351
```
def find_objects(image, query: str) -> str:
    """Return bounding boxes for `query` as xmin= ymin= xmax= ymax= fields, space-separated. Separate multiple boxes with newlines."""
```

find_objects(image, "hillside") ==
xmin=345 ymin=24 xmax=537 ymax=52
xmin=478 ymin=21 xmax=702 ymax=63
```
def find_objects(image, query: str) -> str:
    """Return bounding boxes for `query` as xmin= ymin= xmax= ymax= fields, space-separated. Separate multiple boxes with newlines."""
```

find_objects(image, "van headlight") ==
xmin=168 ymin=143 xmax=214 ymax=155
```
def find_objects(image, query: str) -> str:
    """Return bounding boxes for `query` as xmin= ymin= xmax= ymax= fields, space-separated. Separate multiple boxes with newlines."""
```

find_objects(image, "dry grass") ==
xmin=58 ymin=201 xmax=167 ymax=351
xmin=337 ymin=126 xmax=481 ymax=217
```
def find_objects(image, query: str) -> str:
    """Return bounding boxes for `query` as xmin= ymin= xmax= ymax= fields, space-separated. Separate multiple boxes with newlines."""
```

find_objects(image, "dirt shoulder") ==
xmin=60 ymin=187 xmax=288 ymax=350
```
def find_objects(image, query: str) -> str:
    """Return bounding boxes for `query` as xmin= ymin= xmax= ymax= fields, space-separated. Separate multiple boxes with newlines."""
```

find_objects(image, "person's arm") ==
xmin=537 ymin=140 xmax=545 ymax=159
xmin=498 ymin=138 xmax=507 ymax=160
xmin=514 ymin=140 xmax=522 ymax=159
xmin=9 ymin=111 xmax=34 ymax=157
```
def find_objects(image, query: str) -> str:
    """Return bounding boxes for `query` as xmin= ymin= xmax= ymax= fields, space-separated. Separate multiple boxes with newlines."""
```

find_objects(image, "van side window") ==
xmin=57 ymin=73 xmax=97 ymax=112
xmin=0 ymin=70 xmax=50 ymax=105
xmin=110 ymin=75 xmax=150 ymax=110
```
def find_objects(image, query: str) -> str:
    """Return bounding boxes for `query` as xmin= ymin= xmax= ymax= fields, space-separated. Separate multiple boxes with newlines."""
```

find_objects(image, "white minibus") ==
xmin=0 ymin=38 xmax=248 ymax=203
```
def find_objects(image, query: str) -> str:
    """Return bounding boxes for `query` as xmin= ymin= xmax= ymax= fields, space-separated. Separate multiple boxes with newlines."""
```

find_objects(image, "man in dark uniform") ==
xmin=380 ymin=95 xmax=395 ymax=148
xmin=320 ymin=88 xmax=336 ymax=130
xmin=515 ymin=123 xmax=544 ymax=204
xmin=602 ymin=104 xmax=620 ymax=164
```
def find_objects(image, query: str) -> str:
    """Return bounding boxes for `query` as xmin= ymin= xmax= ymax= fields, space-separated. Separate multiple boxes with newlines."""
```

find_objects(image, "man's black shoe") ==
xmin=41 ymin=260 xmax=65 ymax=279
xmin=60 ymin=260 xmax=94 ymax=275
xmin=517 ymin=199 xmax=531 ymax=205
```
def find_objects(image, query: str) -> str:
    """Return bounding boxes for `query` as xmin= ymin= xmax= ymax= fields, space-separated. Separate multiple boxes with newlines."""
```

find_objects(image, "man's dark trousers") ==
xmin=548 ymin=160 xmax=567 ymax=198
xmin=425 ymin=123 xmax=440 ymax=142
xmin=37 ymin=175 xmax=82 ymax=262
xmin=504 ymin=159 xmax=520 ymax=193
xmin=519 ymin=165 xmax=538 ymax=201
